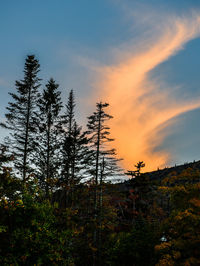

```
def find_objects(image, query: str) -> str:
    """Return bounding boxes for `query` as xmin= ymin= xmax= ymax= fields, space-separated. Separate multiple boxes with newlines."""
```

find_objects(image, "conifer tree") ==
xmin=70 ymin=121 xmax=90 ymax=184
xmin=0 ymin=55 xmax=41 ymax=181
xmin=35 ymin=78 xmax=62 ymax=195
xmin=87 ymin=102 xmax=121 ymax=265
xmin=60 ymin=90 xmax=75 ymax=185
xmin=87 ymin=102 xmax=120 ymax=185
xmin=60 ymin=90 xmax=89 ymax=205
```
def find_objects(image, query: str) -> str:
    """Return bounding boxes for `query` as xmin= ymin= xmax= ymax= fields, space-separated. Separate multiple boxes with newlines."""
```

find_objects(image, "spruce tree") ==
xmin=0 ymin=55 xmax=41 ymax=181
xmin=60 ymin=90 xmax=75 ymax=186
xmin=35 ymin=78 xmax=62 ymax=195
xmin=87 ymin=102 xmax=121 ymax=264
xmin=60 ymin=90 xmax=89 ymax=205
xmin=87 ymin=102 xmax=120 ymax=184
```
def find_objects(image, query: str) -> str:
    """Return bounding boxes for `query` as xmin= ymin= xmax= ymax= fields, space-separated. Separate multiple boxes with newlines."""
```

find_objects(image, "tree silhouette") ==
xmin=60 ymin=90 xmax=76 ymax=186
xmin=59 ymin=90 xmax=90 ymax=206
xmin=87 ymin=102 xmax=121 ymax=265
xmin=125 ymin=161 xmax=145 ymax=178
xmin=0 ymin=55 xmax=41 ymax=181
xmin=35 ymin=78 xmax=62 ymax=195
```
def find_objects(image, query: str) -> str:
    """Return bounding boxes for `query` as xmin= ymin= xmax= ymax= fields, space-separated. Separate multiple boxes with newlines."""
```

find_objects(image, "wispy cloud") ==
xmin=93 ymin=10 xmax=200 ymax=171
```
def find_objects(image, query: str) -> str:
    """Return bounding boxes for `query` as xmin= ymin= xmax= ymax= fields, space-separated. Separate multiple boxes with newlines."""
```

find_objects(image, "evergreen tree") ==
xmin=60 ymin=90 xmax=75 ymax=186
xmin=87 ymin=102 xmax=120 ymax=185
xmin=70 ymin=121 xmax=90 ymax=184
xmin=87 ymin=102 xmax=121 ymax=265
xmin=60 ymin=90 xmax=89 ymax=205
xmin=125 ymin=161 xmax=145 ymax=178
xmin=0 ymin=55 xmax=41 ymax=181
xmin=35 ymin=78 xmax=62 ymax=195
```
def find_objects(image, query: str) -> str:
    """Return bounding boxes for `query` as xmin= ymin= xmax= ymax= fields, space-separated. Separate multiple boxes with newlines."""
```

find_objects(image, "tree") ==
xmin=60 ymin=90 xmax=76 ymax=186
xmin=155 ymin=168 xmax=200 ymax=265
xmin=87 ymin=102 xmax=121 ymax=265
xmin=69 ymin=122 xmax=90 ymax=185
xmin=87 ymin=102 xmax=121 ymax=185
xmin=107 ymin=218 xmax=160 ymax=266
xmin=125 ymin=161 xmax=145 ymax=178
xmin=0 ymin=55 xmax=41 ymax=182
xmin=0 ymin=180 xmax=75 ymax=265
xmin=59 ymin=90 xmax=89 ymax=206
xmin=0 ymin=145 xmax=22 ymax=201
xmin=35 ymin=78 xmax=62 ymax=195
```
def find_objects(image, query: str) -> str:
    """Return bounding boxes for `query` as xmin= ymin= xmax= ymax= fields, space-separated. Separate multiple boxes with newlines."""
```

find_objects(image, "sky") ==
xmin=1 ymin=0 xmax=200 ymax=172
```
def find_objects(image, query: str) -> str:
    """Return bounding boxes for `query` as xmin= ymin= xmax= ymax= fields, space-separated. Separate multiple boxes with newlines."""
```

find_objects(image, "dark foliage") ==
xmin=0 ymin=55 xmax=200 ymax=266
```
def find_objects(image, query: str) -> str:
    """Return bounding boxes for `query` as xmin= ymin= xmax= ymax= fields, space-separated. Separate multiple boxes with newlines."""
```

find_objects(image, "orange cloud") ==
xmin=95 ymin=12 xmax=200 ymax=172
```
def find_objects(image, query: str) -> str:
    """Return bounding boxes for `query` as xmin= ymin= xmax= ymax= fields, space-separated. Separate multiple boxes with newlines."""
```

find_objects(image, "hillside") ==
xmin=118 ymin=160 xmax=200 ymax=193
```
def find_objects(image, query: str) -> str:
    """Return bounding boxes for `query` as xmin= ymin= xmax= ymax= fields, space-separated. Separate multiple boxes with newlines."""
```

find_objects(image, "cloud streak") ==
xmin=95 ymin=11 xmax=200 ymax=171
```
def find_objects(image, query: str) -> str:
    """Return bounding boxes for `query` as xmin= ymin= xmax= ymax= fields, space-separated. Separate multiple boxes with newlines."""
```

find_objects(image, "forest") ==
xmin=0 ymin=55 xmax=200 ymax=265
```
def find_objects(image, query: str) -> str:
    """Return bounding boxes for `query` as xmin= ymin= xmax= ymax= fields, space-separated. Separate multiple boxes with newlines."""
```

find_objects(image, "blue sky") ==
xmin=0 ymin=1 xmax=125 ymax=118
xmin=1 ymin=0 xmax=200 ymax=170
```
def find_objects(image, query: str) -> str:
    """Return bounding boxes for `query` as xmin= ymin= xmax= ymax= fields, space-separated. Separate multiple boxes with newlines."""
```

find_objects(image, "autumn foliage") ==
xmin=0 ymin=56 xmax=200 ymax=265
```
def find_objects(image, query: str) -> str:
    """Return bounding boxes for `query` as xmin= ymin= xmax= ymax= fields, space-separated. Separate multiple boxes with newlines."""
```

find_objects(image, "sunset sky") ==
xmin=1 ymin=0 xmax=200 ymax=172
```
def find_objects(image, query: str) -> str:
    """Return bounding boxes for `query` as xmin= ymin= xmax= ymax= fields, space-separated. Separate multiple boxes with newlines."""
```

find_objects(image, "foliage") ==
xmin=155 ymin=168 xmax=200 ymax=265
xmin=0 ymin=169 xmax=74 ymax=265
xmin=0 ymin=146 xmax=22 ymax=200
xmin=106 ymin=218 xmax=161 ymax=266
xmin=1 ymin=55 xmax=200 ymax=266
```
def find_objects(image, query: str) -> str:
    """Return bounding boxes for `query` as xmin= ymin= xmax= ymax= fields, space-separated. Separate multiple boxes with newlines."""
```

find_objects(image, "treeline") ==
xmin=0 ymin=55 xmax=200 ymax=265
xmin=0 ymin=55 xmax=123 ymax=265
xmin=0 ymin=55 xmax=121 ymax=189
